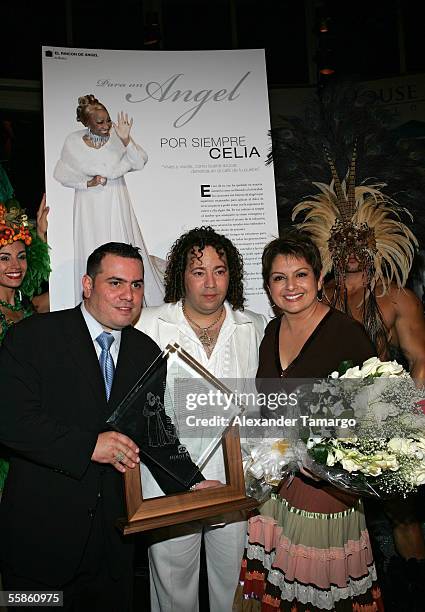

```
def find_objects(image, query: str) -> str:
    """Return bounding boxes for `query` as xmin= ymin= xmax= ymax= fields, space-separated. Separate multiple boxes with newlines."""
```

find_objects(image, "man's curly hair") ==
xmin=164 ymin=226 xmax=245 ymax=310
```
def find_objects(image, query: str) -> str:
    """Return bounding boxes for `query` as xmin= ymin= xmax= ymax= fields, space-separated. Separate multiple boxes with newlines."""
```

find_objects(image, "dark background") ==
xmin=0 ymin=0 xmax=423 ymax=216
xmin=2 ymin=1 xmax=423 ymax=83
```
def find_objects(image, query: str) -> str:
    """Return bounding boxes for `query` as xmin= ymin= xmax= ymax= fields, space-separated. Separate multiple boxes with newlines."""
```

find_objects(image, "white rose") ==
xmin=387 ymin=438 xmax=414 ymax=455
xmin=334 ymin=448 xmax=346 ymax=462
xmin=359 ymin=357 xmax=382 ymax=377
xmin=326 ymin=452 xmax=336 ymax=467
xmin=361 ymin=464 xmax=382 ymax=476
xmin=306 ymin=437 xmax=323 ymax=449
xmin=330 ymin=371 xmax=340 ymax=379
xmin=383 ymin=453 xmax=399 ymax=471
xmin=415 ymin=438 xmax=425 ymax=455
xmin=367 ymin=453 xmax=399 ymax=472
xmin=340 ymin=365 xmax=362 ymax=379
xmin=341 ymin=457 xmax=362 ymax=473
xmin=408 ymin=466 xmax=425 ymax=486
xmin=345 ymin=448 xmax=362 ymax=460
xmin=376 ymin=360 xmax=406 ymax=377
xmin=410 ymin=442 xmax=425 ymax=461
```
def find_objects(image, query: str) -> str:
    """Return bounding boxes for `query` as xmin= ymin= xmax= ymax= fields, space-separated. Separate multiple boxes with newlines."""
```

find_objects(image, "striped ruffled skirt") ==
xmin=233 ymin=493 xmax=384 ymax=612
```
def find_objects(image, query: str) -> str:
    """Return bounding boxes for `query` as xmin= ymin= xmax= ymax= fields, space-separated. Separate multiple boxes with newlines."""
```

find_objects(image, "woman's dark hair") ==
xmin=86 ymin=242 xmax=143 ymax=279
xmin=262 ymin=228 xmax=323 ymax=289
xmin=164 ymin=226 xmax=245 ymax=310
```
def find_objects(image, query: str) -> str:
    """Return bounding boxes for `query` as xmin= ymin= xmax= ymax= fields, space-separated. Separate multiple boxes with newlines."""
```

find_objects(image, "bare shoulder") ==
xmin=385 ymin=285 xmax=423 ymax=314
xmin=384 ymin=285 xmax=425 ymax=376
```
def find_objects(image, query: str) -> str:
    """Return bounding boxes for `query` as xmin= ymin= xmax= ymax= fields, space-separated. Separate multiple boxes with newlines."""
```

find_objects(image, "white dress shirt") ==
xmin=80 ymin=302 xmax=121 ymax=366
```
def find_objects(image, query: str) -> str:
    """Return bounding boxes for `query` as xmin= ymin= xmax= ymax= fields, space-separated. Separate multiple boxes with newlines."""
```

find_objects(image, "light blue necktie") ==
xmin=96 ymin=331 xmax=115 ymax=400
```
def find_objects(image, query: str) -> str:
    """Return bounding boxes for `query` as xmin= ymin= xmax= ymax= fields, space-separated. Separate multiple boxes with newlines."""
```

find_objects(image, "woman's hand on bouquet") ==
xmin=113 ymin=111 xmax=133 ymax=146
xmin=36 ymin=193 xmax=49 ymax=242
xmin=87 ymin=175 xmax=107 ymax=188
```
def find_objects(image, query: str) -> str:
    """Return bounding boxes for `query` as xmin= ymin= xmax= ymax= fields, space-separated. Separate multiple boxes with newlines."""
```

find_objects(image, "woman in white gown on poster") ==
xmin=54 ymin=94 xmax=164 ymax=304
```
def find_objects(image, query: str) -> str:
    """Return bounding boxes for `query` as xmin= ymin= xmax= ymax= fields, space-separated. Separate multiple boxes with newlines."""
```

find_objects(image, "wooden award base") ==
xmin=118 ymin=426 xmax=258 ymax=534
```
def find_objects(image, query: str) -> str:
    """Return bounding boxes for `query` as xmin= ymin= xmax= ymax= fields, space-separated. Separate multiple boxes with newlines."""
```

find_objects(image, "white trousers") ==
xmin=148 ymin=516 xmax=246 ymax=612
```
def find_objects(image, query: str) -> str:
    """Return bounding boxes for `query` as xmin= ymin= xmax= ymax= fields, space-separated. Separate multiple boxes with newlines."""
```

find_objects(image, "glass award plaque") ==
xmin=107 ymin=342 xmax=258 ymax=534
xmin=107 ymin=349 xmax=199 ymax=489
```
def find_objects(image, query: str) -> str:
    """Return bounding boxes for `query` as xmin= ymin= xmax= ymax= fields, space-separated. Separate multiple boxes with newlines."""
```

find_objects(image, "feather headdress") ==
xmin=292 ymin=148 xmax=418 ymax=296
xmin=0 ymin=202 xmax=32 ymax=247
xmin=0 ymin=200 xmax=50 ymax=300
xmin=292 ymin=148 xmax=418 ymax=356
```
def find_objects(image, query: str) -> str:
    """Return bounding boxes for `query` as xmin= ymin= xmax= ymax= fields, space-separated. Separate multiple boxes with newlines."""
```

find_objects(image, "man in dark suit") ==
xmin=0 ymin=242 xmax=205 ymax=611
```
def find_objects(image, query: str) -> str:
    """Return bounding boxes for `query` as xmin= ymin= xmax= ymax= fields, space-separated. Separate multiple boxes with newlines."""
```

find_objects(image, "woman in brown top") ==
xmin=235 ymin=230 xmax=384 ymax=612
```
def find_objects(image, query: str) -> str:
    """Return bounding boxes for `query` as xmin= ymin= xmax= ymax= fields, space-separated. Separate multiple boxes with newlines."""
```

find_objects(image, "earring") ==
xmin=317 ymin=288 xmax=323 ymax=302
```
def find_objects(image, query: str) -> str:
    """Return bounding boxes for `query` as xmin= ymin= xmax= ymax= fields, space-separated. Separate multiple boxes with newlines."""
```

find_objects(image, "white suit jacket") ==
xmin=136 ymin=301 xmax=266 ymax=495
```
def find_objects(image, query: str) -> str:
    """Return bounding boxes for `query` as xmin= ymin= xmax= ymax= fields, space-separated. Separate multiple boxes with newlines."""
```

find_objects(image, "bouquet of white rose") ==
xmin=244 ymin=357 xmax=425 ymax=501
xmin=304 ymin=434 xmax=425 ymax=498
xmin=305 ymin=357 xmax=425 ymax=497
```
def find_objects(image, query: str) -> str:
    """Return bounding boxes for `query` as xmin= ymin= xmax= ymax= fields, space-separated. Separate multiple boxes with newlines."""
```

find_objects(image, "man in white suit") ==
xmin=136 ymin=226 xmax=266 ymax=612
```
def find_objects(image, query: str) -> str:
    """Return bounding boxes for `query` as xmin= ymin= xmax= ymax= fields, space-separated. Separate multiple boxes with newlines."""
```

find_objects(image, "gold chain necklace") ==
xmin=183 ymin=305 xmax=224 ymax=348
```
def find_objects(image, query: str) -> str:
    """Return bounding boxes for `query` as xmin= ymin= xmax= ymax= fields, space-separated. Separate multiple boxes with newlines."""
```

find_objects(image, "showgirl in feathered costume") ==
xmin=0 ymin=164 xmax=50 ymax=492
xmin=292 ymin=146 xmax=418 ymax=356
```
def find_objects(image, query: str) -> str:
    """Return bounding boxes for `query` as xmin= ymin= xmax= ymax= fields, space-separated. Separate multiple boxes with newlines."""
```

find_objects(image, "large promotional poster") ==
xmin=42 ymin=47 xmax=278 ymax=314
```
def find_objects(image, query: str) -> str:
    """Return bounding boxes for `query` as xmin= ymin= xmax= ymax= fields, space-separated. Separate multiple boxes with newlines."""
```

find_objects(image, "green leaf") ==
xmin=338 ymin=360 xmax=354 ymax=375
xmin=309 ymin=444 xmax=329 ymax=464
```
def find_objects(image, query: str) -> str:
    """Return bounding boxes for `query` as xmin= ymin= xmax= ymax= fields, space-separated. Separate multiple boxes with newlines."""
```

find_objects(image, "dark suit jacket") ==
xmin=0 ymin=307 xmax=202 ymax=585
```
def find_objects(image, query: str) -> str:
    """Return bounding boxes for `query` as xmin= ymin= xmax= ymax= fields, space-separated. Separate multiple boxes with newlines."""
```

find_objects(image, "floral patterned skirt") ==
xmin=233 ymin=493 xmax=384 ymax=612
